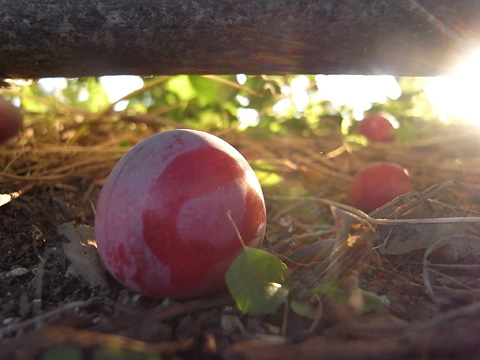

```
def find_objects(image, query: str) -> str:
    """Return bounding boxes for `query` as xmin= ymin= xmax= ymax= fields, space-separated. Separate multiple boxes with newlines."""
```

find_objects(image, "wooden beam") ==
xmin=1 ymin=0 xmax=479 ymax=79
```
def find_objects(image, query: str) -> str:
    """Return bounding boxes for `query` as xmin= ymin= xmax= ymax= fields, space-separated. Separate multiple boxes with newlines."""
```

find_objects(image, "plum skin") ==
xmin=95 ymin=129 xmax=266 ymax=299
xmin=358 ymin=113 xmax=395 ymax=142
xmin=0 ymin=97 xmax=23 ymax=145
xmin=348 ymin=162 xmax=413 ymax=213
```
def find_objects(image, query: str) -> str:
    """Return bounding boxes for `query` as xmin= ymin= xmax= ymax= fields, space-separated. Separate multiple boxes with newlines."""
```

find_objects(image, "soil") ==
xmin=0 ymin=118 xmax=480 ymax=360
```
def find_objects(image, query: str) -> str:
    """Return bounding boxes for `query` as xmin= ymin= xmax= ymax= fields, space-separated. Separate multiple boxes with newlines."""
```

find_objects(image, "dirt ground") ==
xmin=0 ymin=118 xmax=480 ymax=360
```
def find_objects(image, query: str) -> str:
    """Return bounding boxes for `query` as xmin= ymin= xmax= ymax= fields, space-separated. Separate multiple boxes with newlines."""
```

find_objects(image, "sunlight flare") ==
xmin=424 ymin=48 xmax=480 ymax=124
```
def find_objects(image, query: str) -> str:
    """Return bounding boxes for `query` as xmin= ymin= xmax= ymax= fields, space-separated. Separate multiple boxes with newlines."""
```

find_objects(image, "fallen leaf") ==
xmin=57 ymin=222 xmax=109 ymax=289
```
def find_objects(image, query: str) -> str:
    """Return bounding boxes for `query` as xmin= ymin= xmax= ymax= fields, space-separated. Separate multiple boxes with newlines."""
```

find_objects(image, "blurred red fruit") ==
xmin=357 ymin=113 xmax=395 ymax=142
xmin=349 ymin=162 xmax=413 ymax=213
xmin=0 ymin=97 xmax=23 ymax=144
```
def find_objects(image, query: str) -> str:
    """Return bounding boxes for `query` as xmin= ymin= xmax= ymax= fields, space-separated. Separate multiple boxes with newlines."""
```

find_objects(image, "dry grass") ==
xmin=1 ymin=108 xmax=480 ymax=359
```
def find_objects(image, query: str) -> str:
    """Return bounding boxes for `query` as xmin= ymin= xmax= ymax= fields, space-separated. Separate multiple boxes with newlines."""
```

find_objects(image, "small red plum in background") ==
xmin=348 ymin=162 xmax=413 ymax=213
xmin=0 ymin=96 xmax=23 ymax=144
xmin=95 ymin=129 xmax=266 ymax=299
xmin=357 ymin=113 xmax=395 ymax=142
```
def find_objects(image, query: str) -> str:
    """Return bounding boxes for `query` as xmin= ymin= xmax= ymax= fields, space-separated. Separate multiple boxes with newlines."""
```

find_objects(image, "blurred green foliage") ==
xmin=3 ymin=75 xmax=447 ymax=140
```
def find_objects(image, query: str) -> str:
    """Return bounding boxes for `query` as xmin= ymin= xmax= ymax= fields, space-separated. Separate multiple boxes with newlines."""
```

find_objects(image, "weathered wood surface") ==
xmin=1 ymin=0 xmax=479 ymax=78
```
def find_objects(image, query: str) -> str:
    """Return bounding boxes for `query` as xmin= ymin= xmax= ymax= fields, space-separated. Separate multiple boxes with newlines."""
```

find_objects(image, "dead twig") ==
xmin=267 ymin=195 xmax=480 ymax=225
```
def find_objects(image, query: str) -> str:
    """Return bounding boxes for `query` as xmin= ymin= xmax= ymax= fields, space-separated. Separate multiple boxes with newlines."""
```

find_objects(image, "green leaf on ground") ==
xmin=311 ymin=282 xmax=385 ymax=315
xmin=290 ymin=300 xmax=318 ymax=319
xmin=226 ymin=247 xmax=290 ymax=315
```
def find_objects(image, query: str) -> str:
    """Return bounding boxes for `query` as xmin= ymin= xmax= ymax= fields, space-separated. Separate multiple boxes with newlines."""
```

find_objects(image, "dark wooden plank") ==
xmin=1 ymin=0 xmax=479 ymax=78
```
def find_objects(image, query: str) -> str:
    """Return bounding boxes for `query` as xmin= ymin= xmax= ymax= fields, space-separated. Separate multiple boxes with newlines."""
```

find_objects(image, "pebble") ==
xmin=9 ymin=267 xmax=29 ymax=277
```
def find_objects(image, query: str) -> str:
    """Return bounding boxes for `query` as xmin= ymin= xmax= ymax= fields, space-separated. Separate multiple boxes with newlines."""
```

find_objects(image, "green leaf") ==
xmin=310 ymin=282 xmax=348 ymax=302
xmin=189 ymin=76 xmax=236 ymax=106
xmin=290 ymin=300 xmax=317 ymax=319
xmin=165 ymin=75 xmax=197 ymax=101
xmin=226 ymin=247 xmax=290 ymax=315
xmin=311 ymin=282 xmax=384 ymax=315
xmin=361 ymin=289 xmax=387 ymax=314
xmin=85 ymin=78 xmax=110 ymax=112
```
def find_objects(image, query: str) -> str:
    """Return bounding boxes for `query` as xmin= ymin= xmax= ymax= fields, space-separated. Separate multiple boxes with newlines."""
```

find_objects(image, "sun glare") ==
xmin=237 ymin=108 xmax=260 ymax=128
xmin=32 ymin=51 xmax=480 ymax=128
xmin=315 ymin=75 xmax=401 ymax=119
xmin=424 ymin=48 xmax=480 ymax=125
xmin=99 ymin=75 xmax=144 ymax=111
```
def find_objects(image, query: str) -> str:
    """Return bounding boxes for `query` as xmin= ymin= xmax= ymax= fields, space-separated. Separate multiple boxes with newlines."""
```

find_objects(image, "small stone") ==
xmin=9 ymin=267 xmax=29 ymax=277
